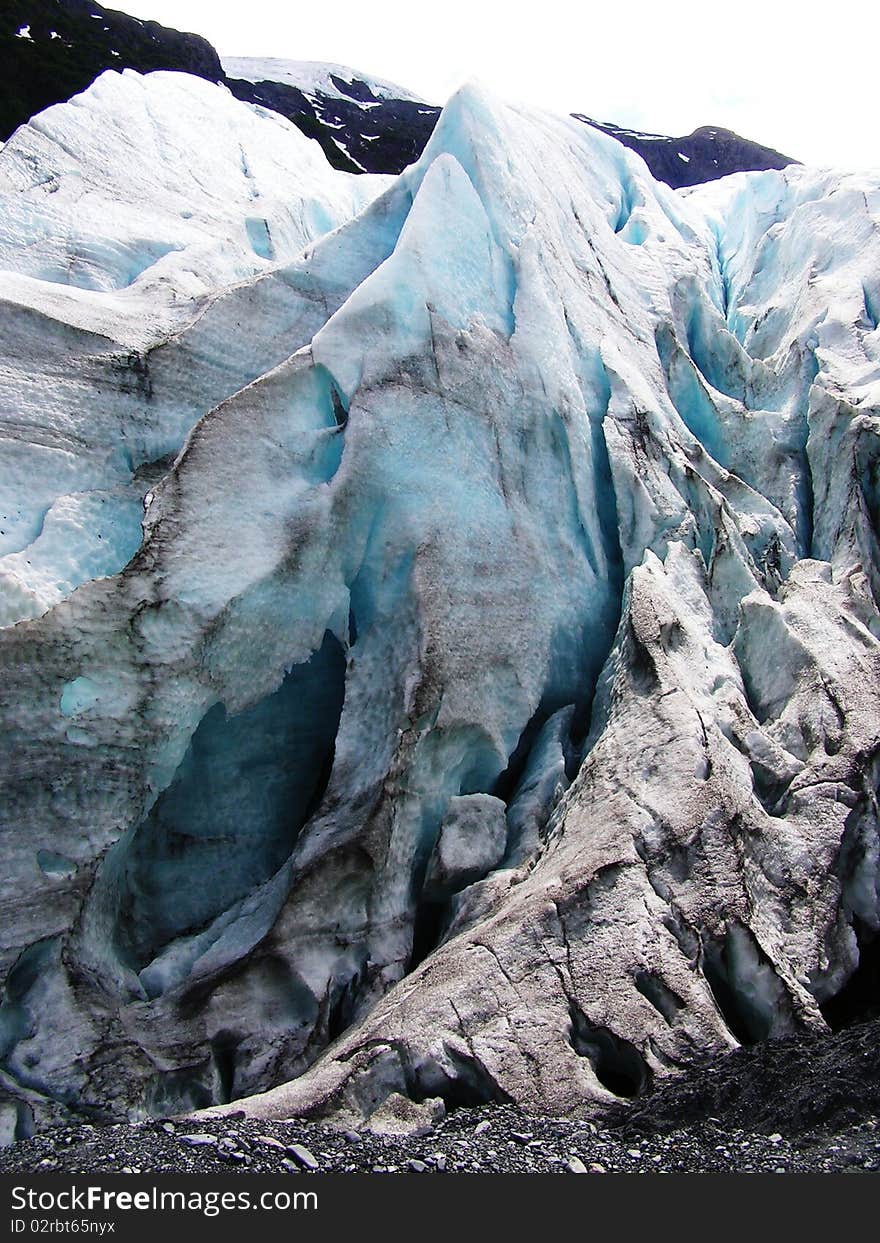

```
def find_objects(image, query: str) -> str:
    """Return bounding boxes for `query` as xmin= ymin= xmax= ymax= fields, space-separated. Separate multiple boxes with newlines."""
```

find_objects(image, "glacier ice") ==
xmin=424 ymin=795 xmax=508 ymax=898
xmin=0 ymin=69 xmax=390 ymax=627
xmin=0 ymin=70 xmax=879 ymax=1131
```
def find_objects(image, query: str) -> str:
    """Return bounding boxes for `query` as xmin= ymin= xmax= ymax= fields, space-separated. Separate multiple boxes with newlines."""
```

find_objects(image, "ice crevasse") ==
xmin=0 ymin=69 xmax=879 ymax=1135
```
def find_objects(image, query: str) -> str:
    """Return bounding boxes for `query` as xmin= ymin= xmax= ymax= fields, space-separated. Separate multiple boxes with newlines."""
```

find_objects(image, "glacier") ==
xmin=0 ymin=68 xmax=879 ymax=1137
xmin=0 ymin=69 xmax=389 ymax=627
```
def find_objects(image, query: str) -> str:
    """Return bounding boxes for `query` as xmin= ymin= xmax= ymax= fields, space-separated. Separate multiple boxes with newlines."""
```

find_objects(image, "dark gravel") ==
xmin=3 ymin=1020 xmax=879 ymax=1175
xmin=620 ymin=1017 xmax=880 ymax=1138
xmin=1 ymin=1107 xmax=877 ymax=1176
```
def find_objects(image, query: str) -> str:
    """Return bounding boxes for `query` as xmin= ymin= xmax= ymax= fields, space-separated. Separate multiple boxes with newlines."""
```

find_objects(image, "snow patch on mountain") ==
xmin=222 ymin=57 xmax=425 ymax=104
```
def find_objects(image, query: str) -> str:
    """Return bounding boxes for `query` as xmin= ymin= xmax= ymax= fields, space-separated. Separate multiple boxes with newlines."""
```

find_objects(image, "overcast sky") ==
xmin=120 ymin=0 xmax=878 ymax=169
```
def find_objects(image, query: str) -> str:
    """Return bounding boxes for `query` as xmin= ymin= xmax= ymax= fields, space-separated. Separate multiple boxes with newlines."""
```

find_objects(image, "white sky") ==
xmin=118 ymin=0 xmax=879 ymax=169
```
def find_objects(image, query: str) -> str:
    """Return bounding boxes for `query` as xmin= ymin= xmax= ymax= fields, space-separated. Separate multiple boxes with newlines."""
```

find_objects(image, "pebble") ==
xmin=2 ymin=1097 xmax=878 ymax=1177
xmin=287 ymin=1142 xmax=319 ymax=1171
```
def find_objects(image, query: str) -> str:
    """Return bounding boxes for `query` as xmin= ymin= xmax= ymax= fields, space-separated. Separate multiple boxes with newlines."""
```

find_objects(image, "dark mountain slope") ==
xmin=222 ymin=74 xmax=439 ymax=175
xmin=577 ymin=116 xmax=794 ymax=189
xmin=0 ymin=0 xmax=223 ymax=141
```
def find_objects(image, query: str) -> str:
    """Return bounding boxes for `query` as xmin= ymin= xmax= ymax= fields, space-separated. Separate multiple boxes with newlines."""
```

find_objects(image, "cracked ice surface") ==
xmin=0 ymin=69 xmax=390 ymax=626
xmin=1 ymin=73 xmax=880 ymax=1133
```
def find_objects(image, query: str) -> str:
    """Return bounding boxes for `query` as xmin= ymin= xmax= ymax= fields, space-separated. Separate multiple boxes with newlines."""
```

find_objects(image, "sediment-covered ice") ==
xmin=0 ymin=70 xmax=879 ymax=1136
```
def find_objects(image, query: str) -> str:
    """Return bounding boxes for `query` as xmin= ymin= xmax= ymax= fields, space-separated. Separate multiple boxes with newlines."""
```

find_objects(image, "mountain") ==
xmin=0 ymin=68 xmax=877 ymax=1136
xmin=1 ymin=3 xmax=795 ymax=184
xmin=576 ymin=117 xmax=794 ymax=190
xmin=221 ymin=55 xmax=425 ymax=102
xmin=222 ymin=55 xmax=796 ymax=184
xmin=221 ymin=55 xmax=441 ymax=175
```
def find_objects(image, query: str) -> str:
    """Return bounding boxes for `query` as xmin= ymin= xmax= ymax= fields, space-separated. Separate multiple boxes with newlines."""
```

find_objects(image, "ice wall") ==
xmin=0 ymin=72 xmax=879 ymax=1133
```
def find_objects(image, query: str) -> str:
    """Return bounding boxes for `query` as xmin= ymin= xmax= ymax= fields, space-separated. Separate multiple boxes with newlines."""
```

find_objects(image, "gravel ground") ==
xmin=1 ymin=1108 xmax=877 ymax=1176
xmin=3 ymin=1020 xmax=879 ymax=1175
